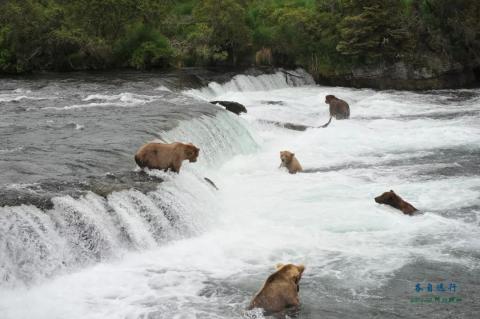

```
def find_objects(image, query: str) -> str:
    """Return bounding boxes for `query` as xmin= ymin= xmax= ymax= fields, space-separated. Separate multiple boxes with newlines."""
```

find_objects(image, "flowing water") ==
xmin=0 ymin=69 xmax=479 ymax=318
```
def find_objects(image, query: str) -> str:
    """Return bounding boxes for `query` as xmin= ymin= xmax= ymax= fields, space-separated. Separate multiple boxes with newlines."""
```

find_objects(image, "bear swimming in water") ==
xmin=375 ymin=190 xmax=418 ymax=215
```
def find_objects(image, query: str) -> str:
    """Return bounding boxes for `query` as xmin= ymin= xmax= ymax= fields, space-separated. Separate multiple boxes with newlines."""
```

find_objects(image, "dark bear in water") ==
xmin=374 ymin=190 xmax=418 ymax=215
xmin=210 ymin=101 xmax=247 ymax=115
xmin=320 ymin=95 xmax=350 ymax=127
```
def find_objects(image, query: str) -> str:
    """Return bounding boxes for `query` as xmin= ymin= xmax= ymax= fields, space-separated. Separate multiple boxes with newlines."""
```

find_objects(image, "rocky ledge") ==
xmin=316 ymin=59 xmax=479 ymax=90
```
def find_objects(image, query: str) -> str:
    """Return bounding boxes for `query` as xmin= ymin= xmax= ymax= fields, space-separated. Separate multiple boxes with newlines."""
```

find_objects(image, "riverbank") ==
xmin=3 ymin=65 xmax=480 ymax=91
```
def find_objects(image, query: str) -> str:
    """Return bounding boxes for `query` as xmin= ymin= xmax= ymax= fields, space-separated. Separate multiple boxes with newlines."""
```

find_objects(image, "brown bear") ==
xmin=374 ymin=190 xmax=418 ymax=215
xmin=248 ymin=263 xmax=305 ymax=314
xmin=320 ymin=95 xmax=350 ymax=127
xmin=134 ymin=142 xmax=199 ymax=173
xmin=279 ymin=151 xmax=303 ymax=174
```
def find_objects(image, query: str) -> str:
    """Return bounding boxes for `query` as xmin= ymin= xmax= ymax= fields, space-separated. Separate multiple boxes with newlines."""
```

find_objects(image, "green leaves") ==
xmin=336 ymin=1 xmax=412 ymax=64
xmin=0 ymin=0 xmax=478 ymax=75
xmin=0 ymin=26 xmax=15 ymax=73
xmin=114 ymin=23 xmax=173 ymax=69
xmin=192 ymin=0 xmax=252 ymax=65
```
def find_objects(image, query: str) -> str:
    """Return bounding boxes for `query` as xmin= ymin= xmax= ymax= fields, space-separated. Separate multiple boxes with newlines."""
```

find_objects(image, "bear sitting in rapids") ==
xmin=134 ymin=141 xmax=199 ymax=173
xmin=248 ymin=263 xmax=305 ymax=315
xmin=279 ymin=151 xmax=303 ymax=174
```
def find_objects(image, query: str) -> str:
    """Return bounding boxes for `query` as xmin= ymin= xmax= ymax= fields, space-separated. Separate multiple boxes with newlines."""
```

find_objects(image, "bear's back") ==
xmin=249 ymin=270 xmax=298 ymax=312
xmin=135 ymin=142 xmax=178 ymax=169
xmin=330 ymin=98 xmax=350 ymax=119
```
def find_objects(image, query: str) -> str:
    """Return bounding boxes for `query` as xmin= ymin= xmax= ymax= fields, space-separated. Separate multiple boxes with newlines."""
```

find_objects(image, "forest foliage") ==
xmin=0 ymin=0 xmax=479 ymax=78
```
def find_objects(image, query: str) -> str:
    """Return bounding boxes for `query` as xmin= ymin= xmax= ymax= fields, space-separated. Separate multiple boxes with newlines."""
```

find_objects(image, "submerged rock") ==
xmin=87 ymin=171 xmax=163 ymax=197
xmin=0 ymin=171 xmax=164 ymax=210
xmin=210 ymin=101 xmax=247 ymax=115
xmin=258 ymin=119 xmax=310 ymax=131
xmin=0 ymin=189 xmax=56 ymax=210
xmin=260 ymin=100 xmax=284 ymax=105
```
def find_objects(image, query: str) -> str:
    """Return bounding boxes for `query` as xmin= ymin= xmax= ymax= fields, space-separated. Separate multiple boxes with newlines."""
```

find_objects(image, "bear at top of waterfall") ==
xmin=374 ymin=190 xmax=418 ymax=215
xmin=320 ymin=95 xmax=350 ymax=128
xmin=134 ymin=141 xmax=199 ymax=173
xmin=279 ymin=151 xmax=303 ymax=174
xmin=248 ymin=263 xmax=305 ymax=315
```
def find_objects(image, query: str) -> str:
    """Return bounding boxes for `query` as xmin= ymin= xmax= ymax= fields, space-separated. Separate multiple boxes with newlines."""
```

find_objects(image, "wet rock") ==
xmin=260 ymin=100 xmax=284 ymax=105
xmin=258 ymin=119 xmax=310 ymax=131
xmin=315 ymin=59 xmax=479 ymax=90
xmin=0 ymin=171 xmax=164 ymax=210
xmin=0 ymin=189 xmax=55 ymax=210
xmin=87 ymin=171 xmax=163 ymax=197
xmin=210 ymin=101 xmax=247 ymax=115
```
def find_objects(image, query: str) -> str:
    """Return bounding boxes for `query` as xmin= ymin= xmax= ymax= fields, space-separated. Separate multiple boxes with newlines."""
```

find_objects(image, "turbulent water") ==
xmin=0 ymin=69 xmax=479 ymax=318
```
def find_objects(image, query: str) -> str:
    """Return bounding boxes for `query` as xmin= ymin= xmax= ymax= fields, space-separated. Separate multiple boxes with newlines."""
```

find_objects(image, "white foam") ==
xmin=184 ymin=69 xmax=315 ymax=101
xmin=0 ymin=88 xmax=52 ymax=102
xmin=45 ymin=92 xmax=165 ymax=110
xmin=155 ymin=85 xmax=172 ymax=92
xmin=0 ymin=146 xmax=24 ymax=154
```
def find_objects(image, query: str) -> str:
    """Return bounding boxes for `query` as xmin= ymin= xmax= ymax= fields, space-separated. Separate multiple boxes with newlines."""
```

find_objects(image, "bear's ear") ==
xmin=390 ymin=190 xmax=394 ymax=193
xmin=276 ymin=263 xmax=284 ymax=270
xmin=291 ymin=153 xmax=295 ymax=157
xmin=297 ymin=264 xmax=305 ymax=274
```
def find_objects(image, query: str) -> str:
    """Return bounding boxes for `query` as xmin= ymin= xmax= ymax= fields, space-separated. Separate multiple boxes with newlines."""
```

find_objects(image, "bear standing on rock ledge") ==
xmin=134 ymin=142 xmax=199 ymax=173
xmin=320 ymin=94 xmax=350 ymax=127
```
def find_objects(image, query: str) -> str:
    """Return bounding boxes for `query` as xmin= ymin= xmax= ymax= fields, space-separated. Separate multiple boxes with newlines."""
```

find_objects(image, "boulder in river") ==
xmin=210 ymin=101 xmax=247 ymax=115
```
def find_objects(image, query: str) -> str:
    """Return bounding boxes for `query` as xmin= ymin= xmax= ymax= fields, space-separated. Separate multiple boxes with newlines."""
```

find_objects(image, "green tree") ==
xmin=0 ymin=0 xmax=479 ymax=77
xmin=411 ymin=0 xmax=480 ymax=64
xmin=114 ymin=23 xmax=174 ymax=69
xmin=193 ymin=0 xmax=252 ymax=65
xmin=336 ymin=0 xmax=412 ymax=64
xmin=0 ymin=0 xmax=63 ymax=72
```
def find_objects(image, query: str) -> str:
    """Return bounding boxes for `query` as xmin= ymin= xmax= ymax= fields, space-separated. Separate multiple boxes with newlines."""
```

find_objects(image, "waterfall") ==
xmin=0 ymin=110 xmax=258 ymax=287
xmin=184 ymin=68 xmax=315 ymax=100
xmin=0 ymin=68 xmax=313 ymax=287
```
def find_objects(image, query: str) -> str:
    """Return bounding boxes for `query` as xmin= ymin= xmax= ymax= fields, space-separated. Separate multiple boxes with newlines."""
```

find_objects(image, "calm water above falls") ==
xmin=0 ymin=70 xmax=479 ymax=318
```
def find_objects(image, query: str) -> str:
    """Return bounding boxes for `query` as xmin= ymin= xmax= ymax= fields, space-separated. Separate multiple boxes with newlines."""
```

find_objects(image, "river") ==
xmin=0 ymin=69 xmax=479 ymax=318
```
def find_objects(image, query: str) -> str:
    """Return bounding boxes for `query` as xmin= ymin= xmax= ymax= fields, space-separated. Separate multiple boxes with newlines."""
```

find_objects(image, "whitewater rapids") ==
xmin=1 ymin=70 xmax=479 ymax=318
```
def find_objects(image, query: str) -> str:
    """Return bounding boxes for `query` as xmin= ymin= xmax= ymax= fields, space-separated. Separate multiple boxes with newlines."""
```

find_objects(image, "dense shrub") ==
xmin=0 ymin=0 xmax=478 ymax=75
xmin=114 ymin=24 xmax=173 ymax=69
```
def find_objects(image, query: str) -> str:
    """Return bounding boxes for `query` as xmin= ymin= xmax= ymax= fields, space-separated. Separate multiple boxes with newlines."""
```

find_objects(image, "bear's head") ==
xmin=275 ymin=263 xmax=305 ymax=290
xmin=375 ymin=190 xmax=401 ymax=206
xmin=325 ymin=95 xmax=336 ymax=104
xmin=184 ymin=143 xmax=200 ymax=162
xmin=280 ymin=151 xmax=294 ymax=165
